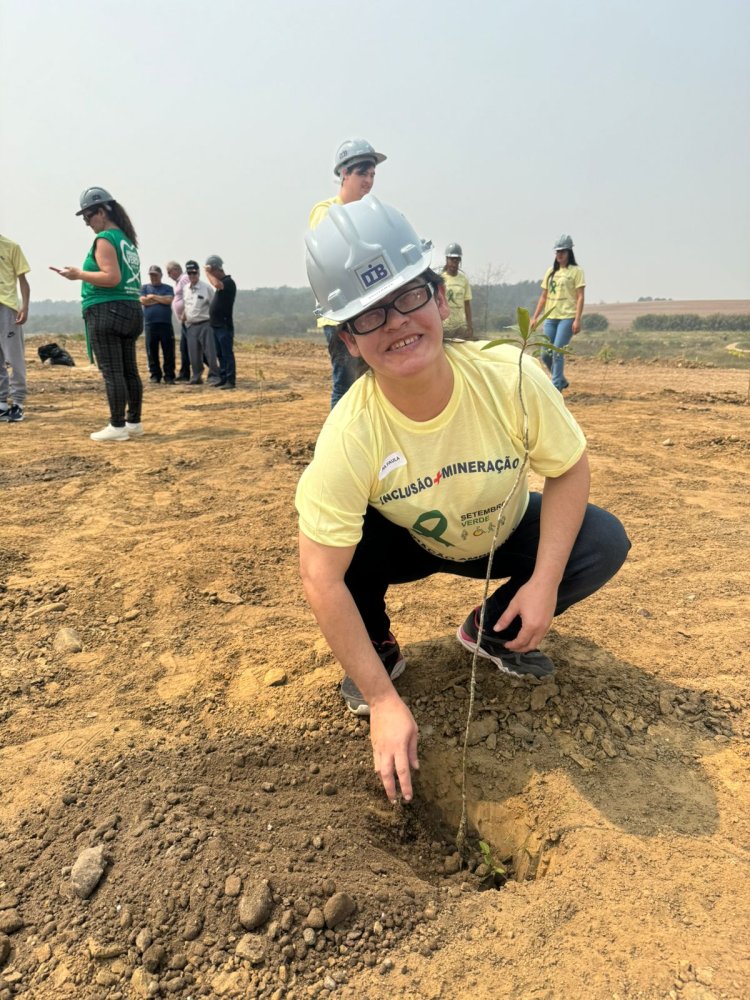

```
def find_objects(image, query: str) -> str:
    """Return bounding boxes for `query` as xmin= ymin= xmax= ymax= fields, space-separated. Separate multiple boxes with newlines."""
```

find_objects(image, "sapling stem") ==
xmin=455 ymin=308 xmax=563 ymax=857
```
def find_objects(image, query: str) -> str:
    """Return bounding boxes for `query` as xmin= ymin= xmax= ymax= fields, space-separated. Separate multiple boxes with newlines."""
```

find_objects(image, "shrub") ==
xmin=581 ymin=313 xmax=609 ymax=332
xmin=633 ymin=313 xmax=750 ymax=332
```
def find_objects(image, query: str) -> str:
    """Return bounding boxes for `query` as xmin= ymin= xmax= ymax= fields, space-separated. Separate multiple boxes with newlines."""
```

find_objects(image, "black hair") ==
xmin=103 ymin=201 xmax=138 ymax=247
xmin=550 ymin=247 xmax=577 ymax=279
xmin=344 ymin=159 xmax=376 ymax=177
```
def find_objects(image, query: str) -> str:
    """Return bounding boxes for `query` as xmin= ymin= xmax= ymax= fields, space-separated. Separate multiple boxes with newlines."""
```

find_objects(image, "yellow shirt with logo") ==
xmin=541 ymin=265 xmax=585 ymax=320
xmin=0 ymin=235 xmax=30 ymax=311
xmin=296 ymin=341 xmax=586 ymax=561
xmin=308 ymin=196 xmax=343 ymax=328
xmin=441 ymin=270 xmax=472 ymax=331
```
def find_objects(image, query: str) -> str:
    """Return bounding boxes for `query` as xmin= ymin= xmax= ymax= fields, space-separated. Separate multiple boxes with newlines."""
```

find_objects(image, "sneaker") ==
xmin=164 ymin=378 xmax=176 ymax=385
xmin=125 ymin=422 xmax=144 ymax=437
xmin=340 ymin=633 xmax=407 ymax=716
xmin=219 ymin=382 xmax=236 ymax=390
xmin=0 ymin=406 xmax=11 ymax=423
xmin=90 ymin=423 xmax=129 ymax=442
xmin=175 ymin=375 xmax=190 ymax=382
xmin=457 ymin=607 xmax=555 ymax=679
xmin=149 ymin=375 xmax=161 ymax=384
xmin=7 ymin=405 xmax=24 ymax=423
xmin=188 ymin=378 xmax=203 ymax=385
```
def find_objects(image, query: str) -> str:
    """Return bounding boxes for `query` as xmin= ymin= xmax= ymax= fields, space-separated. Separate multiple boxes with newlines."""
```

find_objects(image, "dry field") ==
xmin=1 ymin=339 xmax=749 ymax=999
xmin=589 ymin=299 xmax=750 ymax=330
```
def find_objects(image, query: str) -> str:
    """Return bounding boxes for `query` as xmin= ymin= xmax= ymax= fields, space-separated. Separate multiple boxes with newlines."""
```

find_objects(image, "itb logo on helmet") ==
xmin=356 ymin=257 xmax=391 ymax=290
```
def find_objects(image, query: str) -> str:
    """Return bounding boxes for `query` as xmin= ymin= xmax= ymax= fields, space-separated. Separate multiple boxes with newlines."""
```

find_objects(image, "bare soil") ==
xmin=1 ymin=340 xmax=749 ymax=1000
xmin=588 ymin=299 xmax=750 ymax=330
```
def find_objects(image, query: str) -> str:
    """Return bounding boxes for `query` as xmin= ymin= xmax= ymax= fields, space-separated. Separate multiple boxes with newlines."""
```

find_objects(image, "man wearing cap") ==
xmin=182 ymin=260 xmax=220 ymax=385
xmin=166 ymin=260 xmax=191 ymax=381
xmin=0 ymin=231 xmax=30 ymax=423
xmin=308 ymin=138 xmax=386 ymax=408
xmin=139 ymin=266 xmax=175 ymax=383
xmin=204 ymin=255 xmax=237 ymax=389
xmin=441 ymin=244 xmax=473 ymax=340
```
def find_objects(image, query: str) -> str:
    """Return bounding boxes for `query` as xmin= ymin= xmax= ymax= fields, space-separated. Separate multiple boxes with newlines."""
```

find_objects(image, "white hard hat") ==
xmin=305 ymin=195 xmax=433 ymax=323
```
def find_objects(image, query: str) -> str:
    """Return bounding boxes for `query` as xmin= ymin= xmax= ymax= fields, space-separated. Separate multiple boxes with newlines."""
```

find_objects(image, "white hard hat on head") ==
xmin=333 ymin=138 xmax=387 ymax=177
xmin=305 ymin=195 xmax=433 ymax=324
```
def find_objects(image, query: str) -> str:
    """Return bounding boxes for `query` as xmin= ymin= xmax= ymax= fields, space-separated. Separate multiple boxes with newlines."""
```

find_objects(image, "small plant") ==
xmin=477 ymin=840 xmax=507 ymax=888
xmin=455 ymin=307 xmax=564 ymax=856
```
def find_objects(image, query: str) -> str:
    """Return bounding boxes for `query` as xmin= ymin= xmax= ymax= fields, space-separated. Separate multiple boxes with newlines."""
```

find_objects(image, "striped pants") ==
xmin=85 ymin=301 xmax=143 ymax=427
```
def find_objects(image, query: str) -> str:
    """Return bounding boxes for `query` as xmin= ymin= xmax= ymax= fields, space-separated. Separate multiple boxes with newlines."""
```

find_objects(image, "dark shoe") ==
xmin=213 ymin=379 xmax=227 ymax=388
xmin=175 ymin=375 xmax=190 ymax=382
xmin=340 ymin=633 xmax=406 ymax=716
xmin=149 ymin=376 xmax=161 ymax=383
xmin=7 ymin=404 xmax=24 ymax=423
xmin=188 ymin=378 xmax=203 ymax=385
xmin=0 ymin=407 xmax=10 ymax=423
xmin=219 ymin=382 xmax=236 ymax=390
xmin=164 ymin=378 xmax=176 ymax=385
xmin=456 ymin=607 xmax=555 ymax=679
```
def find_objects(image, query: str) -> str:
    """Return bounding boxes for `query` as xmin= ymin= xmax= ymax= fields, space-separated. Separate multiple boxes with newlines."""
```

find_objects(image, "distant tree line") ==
xmin=28 ymin=280 xmax=549 ymax=338
xmin=632 ymin=313 xmax=750 ymax=332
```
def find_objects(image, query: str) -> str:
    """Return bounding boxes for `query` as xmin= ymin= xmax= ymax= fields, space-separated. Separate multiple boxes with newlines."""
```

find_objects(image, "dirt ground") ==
xmin=1 ymin=339 xmax=749 ymax=1000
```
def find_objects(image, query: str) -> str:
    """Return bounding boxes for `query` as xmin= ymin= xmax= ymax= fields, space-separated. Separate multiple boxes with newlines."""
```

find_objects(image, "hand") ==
xmin=493 ymin=577 xmax=558 ymax=652
xmin=572 ymin=318 xmax=581 ymax=335
xmin=16 ymin=308 xmax=28 ymax=325
xmin=369 ymin=693 xmax=419 ymax=803
xmin=58 ymin=267 xmax=82 ymax=282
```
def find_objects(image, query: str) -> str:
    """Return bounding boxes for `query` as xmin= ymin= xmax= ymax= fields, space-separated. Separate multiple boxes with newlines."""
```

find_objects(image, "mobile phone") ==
xmin=49 ymin=266 xmax=63 ymax=273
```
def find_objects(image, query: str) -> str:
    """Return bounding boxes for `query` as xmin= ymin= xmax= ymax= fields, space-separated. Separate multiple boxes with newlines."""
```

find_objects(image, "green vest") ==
xmin=81 ymin=228 xmax=141 ymax=311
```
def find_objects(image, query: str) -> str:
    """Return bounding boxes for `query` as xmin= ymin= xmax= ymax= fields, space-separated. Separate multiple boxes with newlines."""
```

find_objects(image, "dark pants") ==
xmin=145 ymin=322 xmax=175 ymax=381
xmin=85 ymin=301 xmax=143 ymax=427
xmin=344 ymin=493 xmax=630 ymax=643
xmin=212 ymin=325 xmax=236 ymax=385
xmin=178 ymin=323 xmax=190 ymax=378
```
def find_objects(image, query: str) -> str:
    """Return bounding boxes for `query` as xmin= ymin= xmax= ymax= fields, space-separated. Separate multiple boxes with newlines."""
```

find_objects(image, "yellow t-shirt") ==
xmin=308 ymin=196 xmax=343 ymax=328
xmin=0 ymin=235 xmax=30 ymax=311
xmin=296 ymin=341 xmax=586 ymax=561
xmin=441 ymin=271 xmax=472 ymax=331
xmin=541 ymin=265 xmax=585 ymax=320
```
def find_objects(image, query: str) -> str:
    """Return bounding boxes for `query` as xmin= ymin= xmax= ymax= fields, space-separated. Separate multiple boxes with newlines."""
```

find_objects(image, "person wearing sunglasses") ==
xmin=308 ymin=138 xmax=387 ymax=408
xmin=55 ymin=187 xmax=144 ymax=441
xmin=296 ymin=196 xmax=630 ymax=804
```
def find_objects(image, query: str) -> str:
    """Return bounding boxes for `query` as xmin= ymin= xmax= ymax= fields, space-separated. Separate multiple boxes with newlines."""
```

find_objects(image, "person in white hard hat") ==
xmin=296 ymin=197 xmax=629 ymax=804
xmin=308 ymin=138 xmax=387 ymax=408
xmin=441 ymin=242 xmax=473 ymax=339
xmin=531 ymin=235 xmax=585 ymax=391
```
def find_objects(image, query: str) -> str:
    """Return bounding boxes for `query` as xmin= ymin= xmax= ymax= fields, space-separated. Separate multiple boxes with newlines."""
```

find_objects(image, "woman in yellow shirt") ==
xmin=531 ymin=235 xmax=585 ymax=391
xmin=298 ymin=200 xmax=628 ymax=804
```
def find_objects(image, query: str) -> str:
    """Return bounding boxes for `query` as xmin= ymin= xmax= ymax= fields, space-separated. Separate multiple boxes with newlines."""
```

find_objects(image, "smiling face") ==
xmin=339 ymin=277 xmax=450 ymax=385
xmin=445 ymin=256 xmax=460 ymax=276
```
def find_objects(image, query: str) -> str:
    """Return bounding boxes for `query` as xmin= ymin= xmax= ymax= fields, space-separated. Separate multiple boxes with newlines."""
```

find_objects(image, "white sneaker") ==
xmin=125 ymin=422 xmax=144 ymax=437
xmin=90 ymin=424 xmax=129 ymax=442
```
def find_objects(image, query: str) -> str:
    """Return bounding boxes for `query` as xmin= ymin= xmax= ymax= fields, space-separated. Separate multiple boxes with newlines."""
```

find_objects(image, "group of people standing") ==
xmin=48 ymin=187 xmax=237 ymax=441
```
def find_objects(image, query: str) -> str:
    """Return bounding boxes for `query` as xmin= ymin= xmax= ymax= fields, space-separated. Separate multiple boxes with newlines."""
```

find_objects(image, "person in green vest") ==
xmin=55 ymin=187 xmax=145 ymax=441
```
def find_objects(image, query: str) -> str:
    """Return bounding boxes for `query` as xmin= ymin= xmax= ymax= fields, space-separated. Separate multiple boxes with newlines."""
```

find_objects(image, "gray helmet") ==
xmin=305 ymin=195 xmax=433 ymax=323
xmin=76 ymin=186 xmax=115 ymax=216
xmin=445 ymin=242 xmax=463 ymax=258
xmin=554 ymin=234 xmax=574 ymax=251
xmin=333 ymin=138 xmax=387 ymax=177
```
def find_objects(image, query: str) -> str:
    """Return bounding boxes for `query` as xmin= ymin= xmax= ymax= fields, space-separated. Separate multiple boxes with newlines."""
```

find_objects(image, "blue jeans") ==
xmin=542 ymin=318 xmax=574 ymax=390
xmin=324 ymin=326 xmax=364 ymax=408
xmin=344 ymin=493 xmax=630 ymax=644
xmin=213 ymin=325 xmax=236 ymax=384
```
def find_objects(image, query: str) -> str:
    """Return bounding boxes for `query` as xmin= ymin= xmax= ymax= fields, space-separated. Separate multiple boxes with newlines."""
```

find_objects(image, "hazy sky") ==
xmin=2 ymin=0 xmax=749 ymax=306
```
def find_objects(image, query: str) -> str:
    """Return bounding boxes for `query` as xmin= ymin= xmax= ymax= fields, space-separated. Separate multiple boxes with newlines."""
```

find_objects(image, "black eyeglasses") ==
xmin=348 ymin=282 xmax=435 ymax=335
xmin=83 ymin=209 xmax=99 ymax=222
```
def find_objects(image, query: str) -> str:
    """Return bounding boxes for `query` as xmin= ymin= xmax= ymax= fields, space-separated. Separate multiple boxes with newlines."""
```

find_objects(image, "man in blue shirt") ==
xmin=139 ymin=265 xmax=176 ymax=384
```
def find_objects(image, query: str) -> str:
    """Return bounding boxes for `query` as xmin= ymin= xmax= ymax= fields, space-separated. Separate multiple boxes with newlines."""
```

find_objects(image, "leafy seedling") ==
xmin=455 ymin=307 xmax=564 ymax=857
xmin=477 ymin=839 xmax=508 ymax=890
